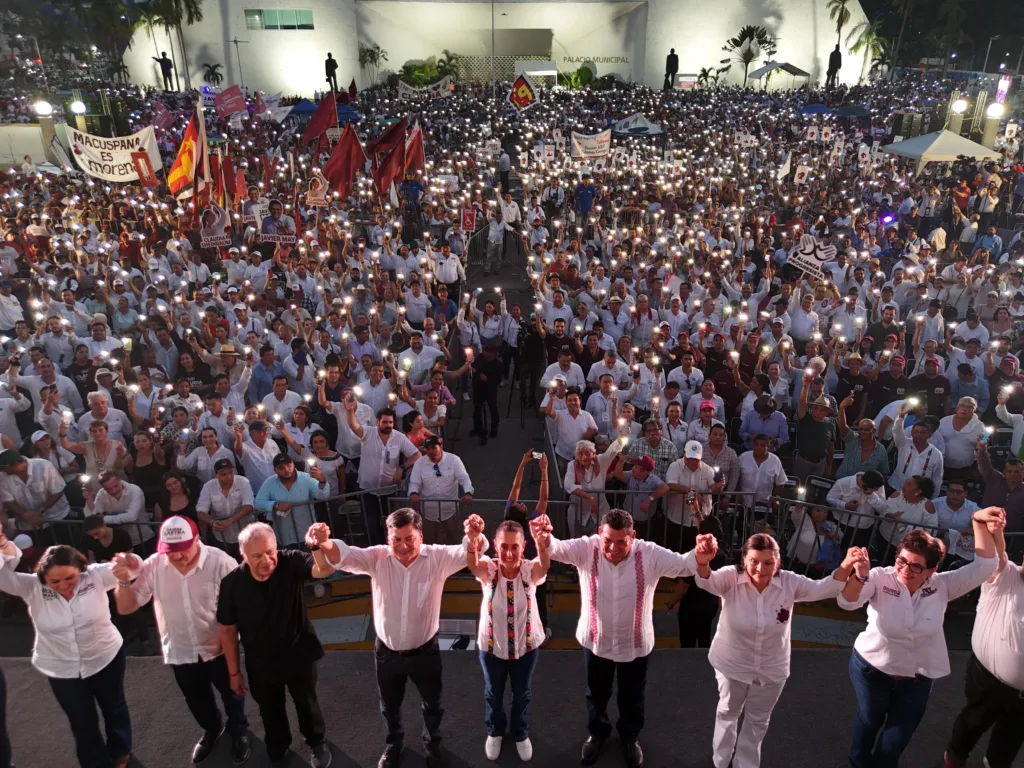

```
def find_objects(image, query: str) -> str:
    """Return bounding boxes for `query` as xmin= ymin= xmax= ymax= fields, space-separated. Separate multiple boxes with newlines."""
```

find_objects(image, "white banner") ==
xmin=201 ymin=87 xmax=222 ymax=107
xmin=570 ymin=129 xmax=611 ymax=158
xmin=397 ymin=77 xmax=451 ymax=99
xmin=68 ymin=125 xmax=162 ymax=182
xmin=788 ymin=234 xmax=836 ymax=281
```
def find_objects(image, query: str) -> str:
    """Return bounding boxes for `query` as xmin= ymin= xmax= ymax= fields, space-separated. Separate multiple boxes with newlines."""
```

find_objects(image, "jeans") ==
xmin=584 ymin=649 xmax=649 ymax=743
xmin=479 ymin=650 xmax=539 ymax=742
xmin=947 ymin=654 xmax=1024 ymax=768
xmin=484 ymin=241 xmax=503 ymax=274
xmin=48 ymin=649 xmax=131 ymax=768
xmin=848 ymin=650 xmax=933 ymax=768
xmin=375 ymin=636 xmax=444 ymax=749
xmin=246 ymin=661 xmax=326 ymax=761
xmin=172 ymin=655 xmax=248 ymax=741
xmin=0 ymin=666 xmax=10 ymax=768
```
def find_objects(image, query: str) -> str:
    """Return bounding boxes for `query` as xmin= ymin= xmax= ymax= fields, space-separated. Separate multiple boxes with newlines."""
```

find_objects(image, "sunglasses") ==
xmin=433 ymin=463 xmax=442 ymax=478
xmin=895 ymin=556 xmax=926 ymax=575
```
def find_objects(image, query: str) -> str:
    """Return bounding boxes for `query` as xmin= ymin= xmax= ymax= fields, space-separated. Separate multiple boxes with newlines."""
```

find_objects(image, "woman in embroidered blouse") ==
xmin=564 ymin=438 xmax=623 ymax=536
xmin=465 ymin=516 xmax=550 ymax=763
xmin=0 ymin=535 xmax=131 ymax=768
xmin=695 ymin=534 xmax=868 ymax=768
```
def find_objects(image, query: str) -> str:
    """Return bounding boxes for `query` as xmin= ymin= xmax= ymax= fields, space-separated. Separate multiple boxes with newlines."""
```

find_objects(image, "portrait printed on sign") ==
xmin=306 ymin=172 xmax=329 ymax=208
xmin=259 ymin=198 xmax=297 ymax=243
xmin=243 ymin=186 xmax=268 ymax=223
xmin=200 ymin=204 xmax=233 ymax=248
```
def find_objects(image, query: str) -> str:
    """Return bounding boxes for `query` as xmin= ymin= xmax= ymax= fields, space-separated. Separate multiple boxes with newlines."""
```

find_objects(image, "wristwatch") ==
xmin=854 ymin=574 xmax=869 ymax=584
xmin=308 ymin=544 xmax=320 ymax=552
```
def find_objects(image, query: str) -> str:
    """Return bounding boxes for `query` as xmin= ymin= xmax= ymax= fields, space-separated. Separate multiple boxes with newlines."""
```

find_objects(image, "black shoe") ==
xmin=425 ymin=745 xmax=443 ymax=768
xmin=377 ymin=745 xmax=402 ymax=768
xmin=580 ymin=736 xmax=604 ymax=766
xmin=231 ymin=735 xmax=251 ymax=764
xmin=479 ymin=435 xmax=488 ymax=446
xmin=311 ymin=741 xmax=333 ymax=768
xmin=488 ymin=429 xmax=498 ymax=438
xmin=469 ymin=429 xmax=479 ymax=437
xmin=192 ymin=727 xmax=224 ymax=763
xmin=623 ymin=741 xmax=643 ymax=768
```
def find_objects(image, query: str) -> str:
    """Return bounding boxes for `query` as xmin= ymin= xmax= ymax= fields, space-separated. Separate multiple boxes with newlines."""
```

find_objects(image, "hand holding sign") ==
xmin=789 ymin=234 xmax=837 ymax=281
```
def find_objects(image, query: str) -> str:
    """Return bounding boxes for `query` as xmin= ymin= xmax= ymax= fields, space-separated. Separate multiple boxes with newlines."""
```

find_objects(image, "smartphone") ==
xmin=532 ymin=451 xmax=543 ymax=460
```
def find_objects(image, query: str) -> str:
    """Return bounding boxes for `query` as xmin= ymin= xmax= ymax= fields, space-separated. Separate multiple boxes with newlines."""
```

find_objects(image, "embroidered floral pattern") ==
xmin=589 ymin=547 xmax=600 ymax=644
xmin=633 ymin=550 xmax=645 ymax=648
xmin=776 ymin=607 xmax=790 ymax=624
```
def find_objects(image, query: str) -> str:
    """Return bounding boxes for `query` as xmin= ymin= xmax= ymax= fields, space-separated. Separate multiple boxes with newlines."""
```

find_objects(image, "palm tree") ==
xmin=889 ymin=0 xmax=914 ymax=79
xmin=202 ymin=62 xmax=223 ymax=86
xmin=152 ymin=0 xmax=183 ymax=90
xmin=436 ymin=49 xmax=459 ymax=81
xmin=107 ymin=60 xmax=131 ymax=85
xmin=846 ymin=20 xmax=888 ymax=83
xmin=826 ymin=0 xmax=852 ymax=46
xmin=721 ymin=25 xmax=777 ymax=84
xmin=359 ymin=43 xmax=388 ymax=85
xmin=166 ymin=0 xmax=203 ymax=89
xmin=133 ymin=6 xmax=166 ymax=83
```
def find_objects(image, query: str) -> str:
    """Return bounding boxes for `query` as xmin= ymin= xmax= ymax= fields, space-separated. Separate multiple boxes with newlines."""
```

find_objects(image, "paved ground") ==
xmin=6 ymin=650 xmax=1017 ymax=768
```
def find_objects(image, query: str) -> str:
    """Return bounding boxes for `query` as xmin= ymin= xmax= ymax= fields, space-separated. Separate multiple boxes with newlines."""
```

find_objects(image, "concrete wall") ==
xmin=0 ymin=124 xmax=47 ymax=166
xmin=122 ymin=0 xmax=867 ymax=96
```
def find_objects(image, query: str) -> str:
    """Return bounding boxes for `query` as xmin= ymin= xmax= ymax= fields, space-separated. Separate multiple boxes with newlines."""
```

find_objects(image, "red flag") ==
xmin=372 ymin=141 xmax=405 ymax=195
xmin=300 ymin=91 xmax=337 ymax=146
xmin=214 ymin=85 xmax=247 ymax=118
xmin=405 ymin=124 xmax=424 ymax=174
xmin=323 ymin=124 xmax=365 ymax=198
xmin=348 ymin=79 xmax=357 ymax=101
xmin=254 ymin=91 xmax=266 ymax=118
xmin=221 ymin=153 xmax=237 ymax=200
xmin=366 ymin=116 xmax=407 ymax=157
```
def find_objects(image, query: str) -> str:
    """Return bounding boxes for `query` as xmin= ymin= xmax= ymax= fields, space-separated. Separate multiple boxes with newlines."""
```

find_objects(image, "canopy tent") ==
xmin=835 ymin=105 xmax=869 ymax=117
xmin=612 ymin=113 xmax=663 ymax=135
xmin=747 ymin=61 xmax=811 ymax=82
xmin=289 ymin=99 xmax=318 ymax=114
xmin=882 ymin=130 xmax=1000 ymax=163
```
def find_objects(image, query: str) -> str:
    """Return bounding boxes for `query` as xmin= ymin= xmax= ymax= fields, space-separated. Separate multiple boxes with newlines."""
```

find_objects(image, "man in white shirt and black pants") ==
xmin=111 ymin=517 xmax=251 ymax=764
xmin=944 ymin=527 xmax=1024 ymax=768
xmin=309 ymin=509 xmax=477 ymax=768
xmin=530 ymin=508 xmax=716 ymax=768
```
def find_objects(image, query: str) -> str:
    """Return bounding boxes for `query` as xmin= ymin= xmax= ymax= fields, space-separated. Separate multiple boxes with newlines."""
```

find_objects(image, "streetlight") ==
xmin=948 ymin=98 xmax=968 ymax=134
xmin=986 ymin=103 xmax=1005 ymax=119
xmin=70 ymin=101 xmax=87 ymax=115
xmin=33 ymin=101 xmax=53 ymax=116
xmin=983 ymin=35 xmax=1001 ymax=72
xmin=982 ymin=102 xmax=1004 ymax=149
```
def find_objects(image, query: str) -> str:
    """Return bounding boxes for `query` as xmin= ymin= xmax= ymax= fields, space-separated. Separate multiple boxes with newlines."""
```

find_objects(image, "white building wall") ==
xmin=122 ymin=0 xmax=866 ymax=96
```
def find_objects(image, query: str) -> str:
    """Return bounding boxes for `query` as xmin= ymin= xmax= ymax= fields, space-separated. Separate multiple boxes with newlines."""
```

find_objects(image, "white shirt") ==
xmin=549 ymin=535 xmax=697 ymax=662
xmin=128 ymin=544 xmax=239 ymax=665
xmin=177 ymin=445 xmax=235 ymax=485
xmin=550 ymin=409 xmax=598 ymax=461
xmin=196 ymin=476 xmax=255 ymax=544
xmin=541 ymin=362 xmax=585 ymax=390
xmin=890 ymin=415 xmax=944 ymax=493
xmin=476 ymin=559 xmax=546 ymax=659
xmin=330 ymin=538 xmax=469 ymax=650
xmin=356 ymin=429 xmax=419 ymax=493
xmin=697 ymin=568 xmax=845 ymax=683
xmin=261 ymin=390 xmax=302 ymax=424
xmin=92 ymin=481 xmax=151 ymax=546
xmin=329 ymin=401 xmax=375 ymax=458
xmin=664 ymin=460 xmax=716 ymax=525
xmin=0 ymin=547 xmax=122 ymax=678
xmin=937 ymin=415 xmax=986 ymax=469
xmin=737 ymin=452 xmax=788 ymax=505
xmin=826 ymin=474 xmax=888 ymax=529
xmin=407 ymin=452 xmax=474 ymax=520
xmin=838 ymin=556 xmax=998 ymax=678
xmin=971 ymin=561 xmax=1024 ymax=690
xmin=0 ymin=457 xmax=70 ymax=523
xmin=235 ymin=438 xmax=280 ymax=496
xmin=78 ymin=408 xmax=134 ymax=445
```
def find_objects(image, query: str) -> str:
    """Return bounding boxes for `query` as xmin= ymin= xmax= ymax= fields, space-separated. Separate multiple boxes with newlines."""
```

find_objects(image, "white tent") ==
xmin=747 ymin=61 xmax=810 ymax=80
xmin=612 ymin=113 xmax=663 ymax=135
xmin=882 ymin=130 xmax=1000 ymax=163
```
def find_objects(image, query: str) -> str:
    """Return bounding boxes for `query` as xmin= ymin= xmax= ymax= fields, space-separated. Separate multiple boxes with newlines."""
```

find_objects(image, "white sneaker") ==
xmin=516 ymin=738 xmax=533 ymax=761
xmin=485 ymin=735 xmax=502 ymax=760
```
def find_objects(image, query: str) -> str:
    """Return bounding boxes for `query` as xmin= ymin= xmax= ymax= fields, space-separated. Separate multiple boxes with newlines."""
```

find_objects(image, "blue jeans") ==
xmin=479 ymin=650 xmax=538 ymax=742
xmin=848 ymin=650 xmax=933 ymax=768
xmin=48 ymin=648 xmax=131 ymax=768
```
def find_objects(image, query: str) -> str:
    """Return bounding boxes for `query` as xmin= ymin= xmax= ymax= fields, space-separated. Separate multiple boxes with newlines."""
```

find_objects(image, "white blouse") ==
xmin=475 ymin=558 xmax=546 ymax=659
xmin=697 ymin=567 xmax=845 ymax=684
xmin=971 ymin=561 xmax=1024 ymax=691
xmin=0 ymin=547 xmax=123 ymax=678
xmin=838 ymin=556 xmax=998 ymax=679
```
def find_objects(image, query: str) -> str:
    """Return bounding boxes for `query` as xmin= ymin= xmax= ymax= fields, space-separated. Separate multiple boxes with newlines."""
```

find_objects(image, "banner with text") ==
xmin=68 ymin=126 xmax=162 ymax=182
xmin=570 ymin=129 xmax=611 ymax=158
xmin=397 ymin=77 xmax=451 ymax=99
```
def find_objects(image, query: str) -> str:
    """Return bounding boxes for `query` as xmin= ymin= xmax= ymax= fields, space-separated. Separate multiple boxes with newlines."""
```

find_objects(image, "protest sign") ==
xmin=131 ymin=152 xmax=159 ymax=188
xmin=776 ymin=152 xmax=791 ymax=181
xmin=570 ymin=129 xmax=611 ymax=158
xmin=306 ymin=171 xmax=329 ymax=207
xmin=152 ymin=101 xmax=175 ymax=138
xmin=258 ymin=198 xmax=296 ymax=243
xmin=507 ymin=74 xmax=538 ymax=112
xmin=460 ymin=209 xmax=477 ymax=231
xmin=821 ymin=126 xmax=834 ymax=142
xmin=215 ymin=85 xmax=247 ymax=118
xmin=201 ymin=87 xmax=222 ymax=107
xmin=1006 ymin=122 xmax=1018 ymax=139
xmin=794 ymin=165 xmax=811 ymax=184
xmin=68 ymin=125 xmax=162 ymax=182
xmin=788 ymin=234 xmax=836 ymax=281
xmin=397 ymin=77 xmax=451 ymax=99
xmin=805 ymin=126 xmax=820 ymax=141
xmin=200 ymin=204 xmax=233 ymax=248
xmin=544 ymin=145 xmax=556 ymax=163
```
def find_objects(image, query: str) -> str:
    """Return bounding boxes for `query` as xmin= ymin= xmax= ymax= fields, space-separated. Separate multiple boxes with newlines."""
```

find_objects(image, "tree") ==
xmin=846 ymin=20 xmax=888 ymax=83
xmin=826 ymin=0 xmax=852 ymax=46
xmin=721 ymin=25 xmax=777 ymax=84
xmin=133 ymin=6 xmax=165 ymax=78
xmin=889 ymin=0 xmax=914 ymax=79
xmin=164 ymin=0 xmax=203 ymax=89
xmin=107 ymin=60 xmax=131 ymax=85
xmin=202 ymin=62 xmax=223 ymax=86
xmin=697 ymin=66 xmax=728 ymax=88
xmin=436 ymin=49 xmax=459 ymax=81
xmin=358 ymin=43 xmax=388 ymax=85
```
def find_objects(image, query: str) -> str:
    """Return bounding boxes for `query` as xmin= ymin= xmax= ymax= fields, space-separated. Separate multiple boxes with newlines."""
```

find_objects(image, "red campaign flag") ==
xmin=254 ymin=91 xmax=266 ymax=118
xmin=366 ymin=116 xmax=407 ymax=158
xmin=152 ymin=101 xmax=174 ymax=137
xmin=221 ymin=153 xmax=236 ymax=199
xmin=214 ymin=85 xmax=247 ymax=118
xmin=348 ymin=79 xmax=358 ymax=101
xmin=299 ymin=91 xmax=337 ymax=146
xmin=323 ymin=123 xmax=366 ymax=199
xmin=405 ymin=124 xmax=425 ymax=174
xmin=372 ymin=141 xmax=405 ymax=195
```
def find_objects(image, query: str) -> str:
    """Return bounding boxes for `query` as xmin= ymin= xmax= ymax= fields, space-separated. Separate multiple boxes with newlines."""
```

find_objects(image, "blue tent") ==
xmin=800 ymin=104 xmax=830 ymax=115
xmin=337 ymin=104 xmax=361 ymax=123
xmin=289 ymin=99 xmax=318 ymax=114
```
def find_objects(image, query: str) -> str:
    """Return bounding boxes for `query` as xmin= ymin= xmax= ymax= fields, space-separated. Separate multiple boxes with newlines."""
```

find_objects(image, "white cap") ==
xmin=233 ymin=303 xmax=247 ymax=312
xmin=683 ymin=440 xmax=703 ymax=460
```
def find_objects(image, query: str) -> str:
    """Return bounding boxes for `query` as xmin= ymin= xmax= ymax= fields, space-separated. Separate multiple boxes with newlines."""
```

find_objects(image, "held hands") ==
xmin=110 ymin=552 xmax=139 ymax=583
xmin=305 ymin=522 xmax=331 ymax=548
xmin=972 ymin=507 xmax=1006 ymax=533
xmin=463 ymin=513 xmax=486 ymax=551
xmin=694 ymin=533 xmax=718 ymax=566
xmin=840 ymin=546 xmax=870 ymax=575
xmin=529 ymin=514 xmax=553 ymax=551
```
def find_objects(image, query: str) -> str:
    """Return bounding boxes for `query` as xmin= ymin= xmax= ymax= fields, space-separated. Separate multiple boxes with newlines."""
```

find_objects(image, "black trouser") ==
xmin=327 ymin=72 xmax=338 ymax=91
xmin=0 ymin=666 xmax=10 ymax=768
xmin=500 ymin=171 xmax=510 ymax=191
xmin=677 ymin=585 xmax=719 ymax=648
xmin=172 ymin=655 xmax=248 ymax=742
xmin=947 ymin=654 xmax=1024 ymax=768
xmin=536 ymin=581 xmax=548 ymax=628
xmin=375 ymin=636 xmax=444 ymax=750
xmin=361 ymin=492 xmax=393 ymax=546
xmin=162 ymin=72 xmax=174 ymax=90
xmin=246 ymin=661 xmax=326 ymax=762
xmin=583 ymin=649 xmax=649 ymax=743
xmin=473 ymin=385 xmax=499 ymax=436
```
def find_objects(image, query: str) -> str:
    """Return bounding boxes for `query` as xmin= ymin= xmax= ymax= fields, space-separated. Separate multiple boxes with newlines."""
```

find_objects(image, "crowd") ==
xmin=0 ymin=71 xmax=1021 ymax=768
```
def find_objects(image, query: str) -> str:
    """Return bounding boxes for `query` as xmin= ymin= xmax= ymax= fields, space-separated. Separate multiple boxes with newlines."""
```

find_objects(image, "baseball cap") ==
xmin=890 ymin=355 xmax=906 ymax=365
xmin=30 ymin=430 xmax=49 ymax=443
xmin=213 ymin=458 xmax=234 ymax=472
xmin=683 ymin=440 xmax=703 ymax=460
xmin=273 ymin=453 xmax=294 ymax=468
xmin=232 ymin=303 xmax=247 ymax=312
xmin=423 ymin=435 xmax=443 ymax=449
xmin=0 ymin=450 xmax=22 ymax=468
xmin=926 ymin=356 xmax=942 ymax=366
xmin=1001 ymin=355 xmax=1018 ymax=366
xmin=699 ymin=400 xmax=716 ymax=411
xmin=631 ymin=455 xmax=655 ymax=472
xmin=157 ymin=516 xmax=199 ymax=554
xmin=95 ymin=368 xmax=114 ymax=378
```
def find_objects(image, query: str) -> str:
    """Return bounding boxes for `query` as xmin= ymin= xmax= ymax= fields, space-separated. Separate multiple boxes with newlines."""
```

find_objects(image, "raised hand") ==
xmin=464 ymin=513 xmax=485 ymax=540
xmin=694 ymin=533 xmax=718 ymax=565
xmin=973 ymin=507 xmax=1006 ymax=533
xmin=305 ymin=522 xmax=331 ymax=548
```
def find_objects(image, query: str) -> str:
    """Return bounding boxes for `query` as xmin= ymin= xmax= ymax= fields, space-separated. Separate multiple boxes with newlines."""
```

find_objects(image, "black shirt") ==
xmin=216 ymin=549 xmax=323 ymax=674
xmin=909 ymin=373 xmax=951 ymax=416
xmin=869 ymin=373 xmax=911 ymax=412
xmin=836 ymin=368 xmax=871 ymax=419
xmin=82 ymin=527 xmax=133 ymax=563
